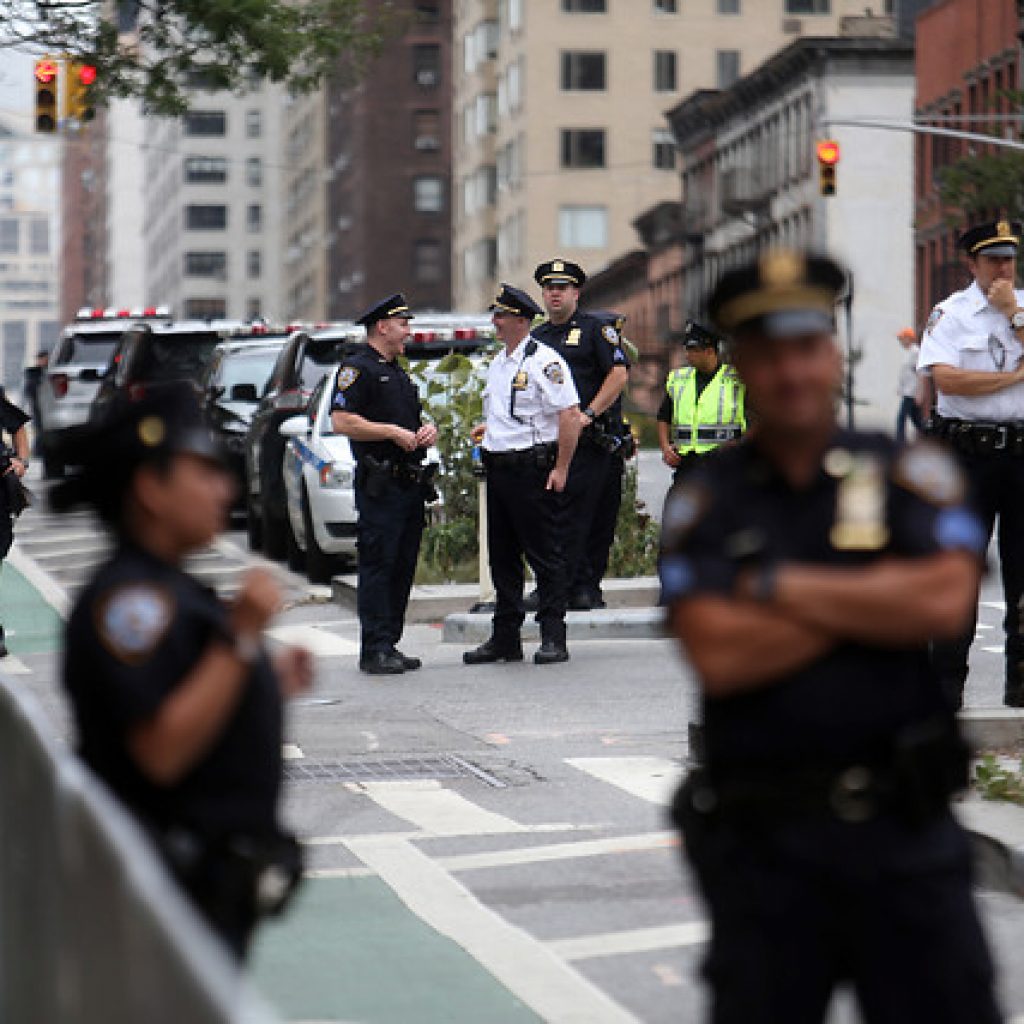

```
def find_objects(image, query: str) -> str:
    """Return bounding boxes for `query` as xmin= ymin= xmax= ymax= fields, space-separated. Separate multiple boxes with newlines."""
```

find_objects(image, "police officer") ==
xmin=919 ymin=218 xmax=1024 ymax=709
xmin=661 ymin=250 xmax=1000 ymax=1023
xmin=464 ymin=284 xmax=580 ymax=666
xmin=0 ymin=388 xmax=30 ymax=657
xmin=657 ymin=321 xmax=746 ymax=483
xmin=532 ymin=259 xmax=630 ymax=610
xmin=55 ymin=385 xmax=311 ymax=959
xmin=331 ymin=293 xmax=437 ymax=675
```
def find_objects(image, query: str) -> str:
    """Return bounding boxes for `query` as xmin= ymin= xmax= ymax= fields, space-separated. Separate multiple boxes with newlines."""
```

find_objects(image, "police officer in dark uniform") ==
xmin=55 ymin=385 xmax=311 ymax=960
xmin=660 ymin=251 xmax=1000 ymax=1023
xmin=331 ymin=293 xmax=437 ymax=675
xmin=532 ymin=259 xmax=631 ymax=610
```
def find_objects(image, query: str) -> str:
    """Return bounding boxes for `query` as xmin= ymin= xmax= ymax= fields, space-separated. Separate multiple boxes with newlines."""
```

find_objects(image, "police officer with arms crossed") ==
xmin=920 ymin=219 xmax=1024 ymax=709
xmin=331 ymin=293 xmax=437 ymax=676
xmin=661 ymin=250 xmax=1000 ymax=1023
xmin=532 ymin=259 xmax=630 ymax=610
xmin=464 ymin=284 xmax=581 ymax=666
xmin=55 ymin=384 xmax=312 ymax=959
xmin=657 ymin=321 xmax=746 ymax=483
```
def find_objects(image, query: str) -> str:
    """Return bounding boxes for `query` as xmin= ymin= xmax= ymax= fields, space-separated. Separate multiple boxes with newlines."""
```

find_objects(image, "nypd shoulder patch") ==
xmin=336 ymin=366 xmax=360 ymax=390
xmin=97 ymin=585 xmax=174 ymax=664
xmin=892 ymin=442 xmax=965 ymax=506
xmin=602 ymin=325 xmax=619 ymax=345
xmin=543 ymin=361 xmax=565 ymax=385
xmin=925 ymin=307 xmax=944 ymax=335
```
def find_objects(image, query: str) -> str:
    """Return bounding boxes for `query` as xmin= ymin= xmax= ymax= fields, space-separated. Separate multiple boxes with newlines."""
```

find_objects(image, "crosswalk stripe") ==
xmin=354 ymin=779 xmax=526 ymax=835
xmin=347 ymin=836 xmax=640 ymax=1024
xmin=0 ymin=656 xmax=30 ymax=675
xmin=266 ymin=624 xmax=359 ymax=656
xmin=548 ymin=921 xmax=709 ymax=961
xmin=566 ymin=756 xmax=682 ymax=807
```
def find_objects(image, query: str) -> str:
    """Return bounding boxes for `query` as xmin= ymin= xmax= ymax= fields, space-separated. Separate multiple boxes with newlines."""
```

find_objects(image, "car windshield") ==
xmin=134 ymin=333 xmax=221 ymax=383
xmin=218 ymin=351 xmax=279 ymax=397
xmin=56 ymin=332 xmax=121 ymax=367
xmin=299 ymin=338 xmax=362 ymax=391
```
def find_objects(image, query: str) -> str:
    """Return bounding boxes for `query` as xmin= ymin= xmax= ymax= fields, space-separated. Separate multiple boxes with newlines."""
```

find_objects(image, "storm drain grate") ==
xmin=283 ymin=754 xmax=507 ymax=788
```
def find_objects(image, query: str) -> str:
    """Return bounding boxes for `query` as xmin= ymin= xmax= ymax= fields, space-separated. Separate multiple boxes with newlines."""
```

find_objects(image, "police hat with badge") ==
xmin=533 ymin=259 xmax=586 ymax=288
xmin=682 ymin=320 xmax=725 ymax=351
xmin=959 ymin=219 xmax=1022 ymax=258
xmin=355 ymin=292 xmax=414 ymax=328
xmin=707 ymin=249 xmax=848 ymax=339
xmin=50 ymin=383 xmax=225 ymax=523
xmin=489 ymin=283 xmax=543 ymax=320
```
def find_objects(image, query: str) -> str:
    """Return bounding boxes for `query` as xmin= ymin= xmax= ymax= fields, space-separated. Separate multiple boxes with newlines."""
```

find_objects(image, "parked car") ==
xmin=198 ymin=336 xmax=289 ymax=501
xmin=38 ymin=307 xmax=170 ymax=478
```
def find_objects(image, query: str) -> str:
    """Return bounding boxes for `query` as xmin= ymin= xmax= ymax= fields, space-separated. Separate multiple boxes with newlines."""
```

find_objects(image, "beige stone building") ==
xmin=453 ymin=0 xmax=893 ymax=310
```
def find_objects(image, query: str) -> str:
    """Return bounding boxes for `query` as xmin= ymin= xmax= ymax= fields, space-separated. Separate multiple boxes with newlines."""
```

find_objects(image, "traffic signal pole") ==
xmin=822 ymin=117 xmax=1024 ymax=153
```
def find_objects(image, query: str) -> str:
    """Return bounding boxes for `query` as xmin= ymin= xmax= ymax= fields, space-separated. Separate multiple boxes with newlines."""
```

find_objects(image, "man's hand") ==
xmin=988 ymin=278 xmax=1018 ymax=318
xmin=470 ymin=423 xmax=486 ymax=444
xmin=661 ymin=447 xmax=681 ymax=468
xmin=391 ymin=425 xmax=420 ymax=452
xmin=575 ymin=409 xmax=594 ymax=431
xmin=9 ymin=458 xmax=26 ymax=478
xmin=546 ymin=466 xmax=568 ymax=492
xmin=415 ymin=423 xmax=438 ymax=448
xmin=274 ymin=646 xmax=314 ymax=699
xmin=230 ymin=568 xmax=282 ymax=637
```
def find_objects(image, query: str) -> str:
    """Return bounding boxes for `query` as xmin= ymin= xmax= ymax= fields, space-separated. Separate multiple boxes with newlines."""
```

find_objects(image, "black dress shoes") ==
xmin=359 ymin=651 xmax=405 ymax=675
xmin=392 ymin=649 xmax=422 ymax=670
xmin=533 ymin=640 xmax=569 ymax=665
xmin=463 ymin=639 xmax=524 ymax=665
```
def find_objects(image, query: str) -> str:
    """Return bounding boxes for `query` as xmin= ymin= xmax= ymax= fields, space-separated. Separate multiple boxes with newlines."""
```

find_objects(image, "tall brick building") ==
xmin=914 ymin=0 xmax=1020 ymax=323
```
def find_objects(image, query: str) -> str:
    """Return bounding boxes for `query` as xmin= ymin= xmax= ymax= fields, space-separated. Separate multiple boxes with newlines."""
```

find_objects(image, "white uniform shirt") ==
xmin=482 ymin=337 xmax=579 ymax=452
xmin=918 ymin=279 xmax=1024 ymax=421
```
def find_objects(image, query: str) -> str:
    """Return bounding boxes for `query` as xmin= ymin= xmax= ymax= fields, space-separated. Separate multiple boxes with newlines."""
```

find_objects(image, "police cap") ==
xmin=707 ymin=249 xmax=847 ymax=339
xmin=489 ymin=283 xmax=543 ymax=319
xmin=959 ymin=219 xmax=1022 ymax=258
xmin=355 ymin=292 xmax=414 ymax=328
xmin=533 ymin=259 xmax=586 ymax=287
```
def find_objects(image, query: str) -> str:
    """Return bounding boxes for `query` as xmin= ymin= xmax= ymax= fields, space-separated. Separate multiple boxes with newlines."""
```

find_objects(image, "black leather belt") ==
xmin=930 ymin=416 xmax=1024 ymax=455
xmin=482 ymin=443 xmax=557 ymax=470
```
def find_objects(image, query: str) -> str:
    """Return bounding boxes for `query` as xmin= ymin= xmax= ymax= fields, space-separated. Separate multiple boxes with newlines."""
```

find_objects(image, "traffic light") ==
xmin=66 ymin=62 xmax=98 ymax=124
xmin=33 ymin=58 xmax=59 ymax=134
xmin=816 ymin=139 xmax=840 ymax=197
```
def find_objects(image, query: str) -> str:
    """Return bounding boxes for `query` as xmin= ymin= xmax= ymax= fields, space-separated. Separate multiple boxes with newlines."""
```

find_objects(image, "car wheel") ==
xmin=246 ymin=493 xmax=263 ymax=550
xmin=285 ymin=508 xmax=305 ymax=573
xmin=302 ymin=486 xmax=342 ymax=584
xmin=262 ymin=498 xmax=287 ymax=560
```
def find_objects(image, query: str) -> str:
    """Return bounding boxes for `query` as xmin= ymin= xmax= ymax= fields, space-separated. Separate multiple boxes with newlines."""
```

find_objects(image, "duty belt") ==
xmin=482 ymin=442 xmax=557 ymax=471
xmin=671 ymin=425 xmax=742 ymax=445
xmin=930 ymin=415 xmax=1024 ymax=456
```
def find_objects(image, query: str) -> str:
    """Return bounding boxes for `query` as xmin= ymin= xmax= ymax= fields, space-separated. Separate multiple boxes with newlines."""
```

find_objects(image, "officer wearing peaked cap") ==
xmin=332 ymin=292 xmax=438 ymax=675
xmin=54 ymin=384 xmax=312 ymax=959
xmin=919 ymin=218 xmax=1024 ymax=709
xmin=464 ymin=284 xmax=581 ymax=666
xmin=660 ymin=250 xmax=999 ymax=1022
xmin=532 ymin=258 xmax=631 ymax=611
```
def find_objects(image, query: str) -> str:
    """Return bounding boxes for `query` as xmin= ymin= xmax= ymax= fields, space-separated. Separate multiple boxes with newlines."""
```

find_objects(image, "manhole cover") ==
xmin=283 ymin=754 xmax=507 ymax=787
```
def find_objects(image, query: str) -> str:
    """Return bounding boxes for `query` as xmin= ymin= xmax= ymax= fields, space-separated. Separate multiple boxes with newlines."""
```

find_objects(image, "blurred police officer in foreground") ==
xmin=919 ymin=219 xmax=1024 ymax=709
xmin=660 ymin=250 xmax=999 ymax=1023
xmin=54 ymin=385 xmax=312 ymax=959
xmin=0 ymin=387 xmax=29 ymax=657
xmin=464 ymin=284 xmax=580 ymax=666
xmin=657 ymin=321 xmax=745 ymax=483
xmin=331 ymin=293 xmax=437 ymax=675
xmin=532 ymin=259 xmax=630 ymax=610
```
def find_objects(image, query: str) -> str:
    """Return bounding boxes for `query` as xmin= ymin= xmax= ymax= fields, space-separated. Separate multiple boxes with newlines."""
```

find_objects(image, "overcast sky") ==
xmin=0 ymin=50 xmax=36 ymax=134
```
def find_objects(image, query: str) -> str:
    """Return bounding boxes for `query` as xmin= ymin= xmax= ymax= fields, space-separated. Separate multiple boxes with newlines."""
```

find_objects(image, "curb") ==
xmin=957 ymin=796 xmax=1024 ymax=898
xmin=959 ymin=709 xmax=1024 ymax=751
xmin=443 ymin=607 xmax=667 ymax=644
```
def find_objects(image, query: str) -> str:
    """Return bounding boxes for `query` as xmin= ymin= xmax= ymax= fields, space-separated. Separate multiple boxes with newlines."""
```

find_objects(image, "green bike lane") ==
xmin=0 ymin=560 xmax=64 ymax=655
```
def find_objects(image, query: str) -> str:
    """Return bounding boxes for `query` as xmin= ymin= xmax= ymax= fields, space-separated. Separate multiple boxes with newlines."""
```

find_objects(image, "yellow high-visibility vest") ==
xmin=666 ymin=364 xmax=746 ymax=455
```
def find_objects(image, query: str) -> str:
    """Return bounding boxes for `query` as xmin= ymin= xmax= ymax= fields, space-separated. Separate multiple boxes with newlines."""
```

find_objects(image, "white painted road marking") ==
xmin=566 ymin=756 xmax=682 ymax=807
xmin=981 ymin=601 xmax=1007 ymax=611
xmin=266 ymin=623 xmax=359 ymax=656
xmin=0 ymin=656 xmax=30 ymax=675
xmin=548 ymin=921 xmax=710 ymax=961
xmin=282 ymin=743 xmax=305 ymax=760
xmin=347 ymin=836 xmax=640 ymax=1024
xmin=8 ymin=545 xmax=69 ymax=618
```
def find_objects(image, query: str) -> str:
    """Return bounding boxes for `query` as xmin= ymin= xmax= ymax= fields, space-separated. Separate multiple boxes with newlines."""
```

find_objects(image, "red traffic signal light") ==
xmin=77 ymin=64 xmax=97 ymax=86
xmin=67 ymin=61 xmax=98 ymax=124
xmin=34 ymin=59 xmax=58 ymax=85
xmin=816 ymin=140 xmax=840 ymax=166
xmin=816 ymin=139 xmax=839 ymax=196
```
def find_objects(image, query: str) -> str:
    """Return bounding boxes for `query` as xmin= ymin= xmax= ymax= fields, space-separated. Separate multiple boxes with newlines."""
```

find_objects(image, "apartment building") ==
xmin=453 ymin=0 xmax=896 ymax=311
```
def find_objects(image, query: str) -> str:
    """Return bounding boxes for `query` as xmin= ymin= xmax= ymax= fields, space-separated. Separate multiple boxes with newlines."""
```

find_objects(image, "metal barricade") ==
xmin=0 ymin=676 xmax=281 ymax=1024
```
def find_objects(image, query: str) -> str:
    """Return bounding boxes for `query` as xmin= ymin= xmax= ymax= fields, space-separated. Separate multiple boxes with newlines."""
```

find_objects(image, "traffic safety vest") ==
xmin=666 ymin=364 xmax=746 ymax=455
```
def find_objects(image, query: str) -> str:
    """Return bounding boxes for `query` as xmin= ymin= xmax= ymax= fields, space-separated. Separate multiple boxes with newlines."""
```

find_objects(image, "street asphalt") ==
xmin=5 ymin=458 xmax=1024 ymax=1024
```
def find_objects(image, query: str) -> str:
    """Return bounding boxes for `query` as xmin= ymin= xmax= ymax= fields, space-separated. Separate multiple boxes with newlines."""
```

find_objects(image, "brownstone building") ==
xmin=914 ymin=0 xmax=1020 ymax=323
xmin=327 ymin=0 xmax=452 ymax=319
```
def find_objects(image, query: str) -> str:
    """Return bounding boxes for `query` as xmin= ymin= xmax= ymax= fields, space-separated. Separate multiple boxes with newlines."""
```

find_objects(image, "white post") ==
xmin=477 ymin=479 xmax=494 ymax=604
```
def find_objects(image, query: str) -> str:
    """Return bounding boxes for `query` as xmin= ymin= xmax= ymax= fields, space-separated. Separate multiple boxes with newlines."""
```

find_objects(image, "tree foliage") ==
xmin=1 ymin=0 xmax=403 ymax=114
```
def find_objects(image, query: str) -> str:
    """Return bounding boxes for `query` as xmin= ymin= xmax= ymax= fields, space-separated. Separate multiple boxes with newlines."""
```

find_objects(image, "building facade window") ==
xmin=414 ymin=44 xmax=441 ymax=87
xmin=247 ymin=204 xmax=263 ymax=231
xmin=246 ymin=157 xmax=263 ymax=187
xmin=561 ymin=51 xmax=606 ymax=91
xmin=245 ymin=110 xmax=262 ymax=138
xmin=184 ymin=156 xmax=228 ymax=183
xmin=653 ymin=128 xmax=676 ymax=169
xmin=562 ymin=0 xmax=606 ymax=10
xmin=247 ymin=250 xmax=262 ymax=278
xmin=184 ymin=251 xmax=227 ymax=277
xmin=560 ymin=129 xmax=606 ymax=168
xmin=183 ymin=111 xmax=226 ymax=136
xmin=718 ymin=0 xmax=740 ymax=11
xmin=246 ymin=298 xmax=261 ymax=319
xmin=415 ymin=2 xmax=440 ymax=22
xmin=653 ymin=0 xmax=677 ymax=10
xmin=785 ymin=0 xmax=829 ymax=11
xmin=414 ymin=109 xmax=441 ymax=151
xmin=0 ymin=219 xmax=17 ymax=254
xmin=29 ymin=218 xmax=48 ymax=255
xmin=654 ymin=51 xmax=677 ymax=92
xmin=184 ymin=298 xmax=227 ymax=319
xmin=716 ymin=50 xmax=740 ymax=88
xmin=185 ymin=205 xmax=227 ymax=230
xmin=558 ymin=205 xmax=608 ymax=248
xmin=413 ymin=239 xmax=444 ymax=282
xmin=414 ymin=176 xmax=445 ymax=212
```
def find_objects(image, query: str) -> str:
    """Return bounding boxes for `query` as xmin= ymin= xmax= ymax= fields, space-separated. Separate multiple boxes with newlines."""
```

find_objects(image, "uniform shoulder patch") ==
xmin=602 ymin=325 xmax=620 ymax=345
xmin=925 ymin=307 xmax=944 ymax=335
xmin=892 ymin=442 xmax=965 ymax=506
xmin=336 ymin=366 xmax=360 ymax=390
xmin=660 ymin=481 xmax=709 ymax=551
xmin=543 ymin=360 xmax=565 ymax=384
xmin=96 ymin=584 xmax=175 ymax=665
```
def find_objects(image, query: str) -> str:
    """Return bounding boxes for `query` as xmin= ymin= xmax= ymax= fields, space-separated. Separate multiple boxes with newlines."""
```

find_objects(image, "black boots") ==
xmin=534 ymin=624 xmax=569 ymax=665
xmin=463 ymin=638 xmax=524 ymax=665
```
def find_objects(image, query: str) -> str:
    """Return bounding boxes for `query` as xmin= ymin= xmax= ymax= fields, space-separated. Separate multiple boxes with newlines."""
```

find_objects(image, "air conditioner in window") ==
xmin=415 ymin=137 xmax=441 ymax=151
xmin=782 ymin=18 xmax=801 ymax=33
xmin=417 ymin=69 xmax=439 ymax=86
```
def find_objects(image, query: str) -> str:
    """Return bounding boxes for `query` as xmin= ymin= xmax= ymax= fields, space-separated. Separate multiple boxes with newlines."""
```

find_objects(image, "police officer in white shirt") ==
xmin=464 ymin=284 xmax=582 ymax=666
xmin=919 ymin=218 xmax=1024 ymax=708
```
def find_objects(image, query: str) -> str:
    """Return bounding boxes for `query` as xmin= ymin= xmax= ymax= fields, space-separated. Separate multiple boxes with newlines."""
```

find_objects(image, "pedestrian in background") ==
xmin=22 ymin=348 xmax=47 ymax=453
xmin=661 ymin=249 xmax=999 ymax=1023
xmin=895 ymin=326 xmax=925 ymax=443
xmin=331 ymin=293 xmax=437 ymax=676
xmin=54 ymin=385 xmax=311 ymax=959
xmin=463 ymin=284 xmax=580 ymax=666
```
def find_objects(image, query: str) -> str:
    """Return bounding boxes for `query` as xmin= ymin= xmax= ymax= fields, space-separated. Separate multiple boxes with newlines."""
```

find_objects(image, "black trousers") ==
xmin=354 ymin=477 xmax=424 ymax=656
xmin=486 ymin=460 xmax=567 ymax=643
xmin=557 ymin=444 xmax=613 ymax=600
xmin=931 ymin=448 xmax=1024 ymax=705
xmin=677 ymin=796 xmax=1000 ymax=1024
xmin=575 ymin=454 xmax=624 ymax=599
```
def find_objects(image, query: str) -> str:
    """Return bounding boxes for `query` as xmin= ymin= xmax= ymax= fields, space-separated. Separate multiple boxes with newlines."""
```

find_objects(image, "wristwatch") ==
xmin=1010 ymin=310 xmax=1024 ymax=330
xmin=582 ymin=407 xmax=597 ymax=421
